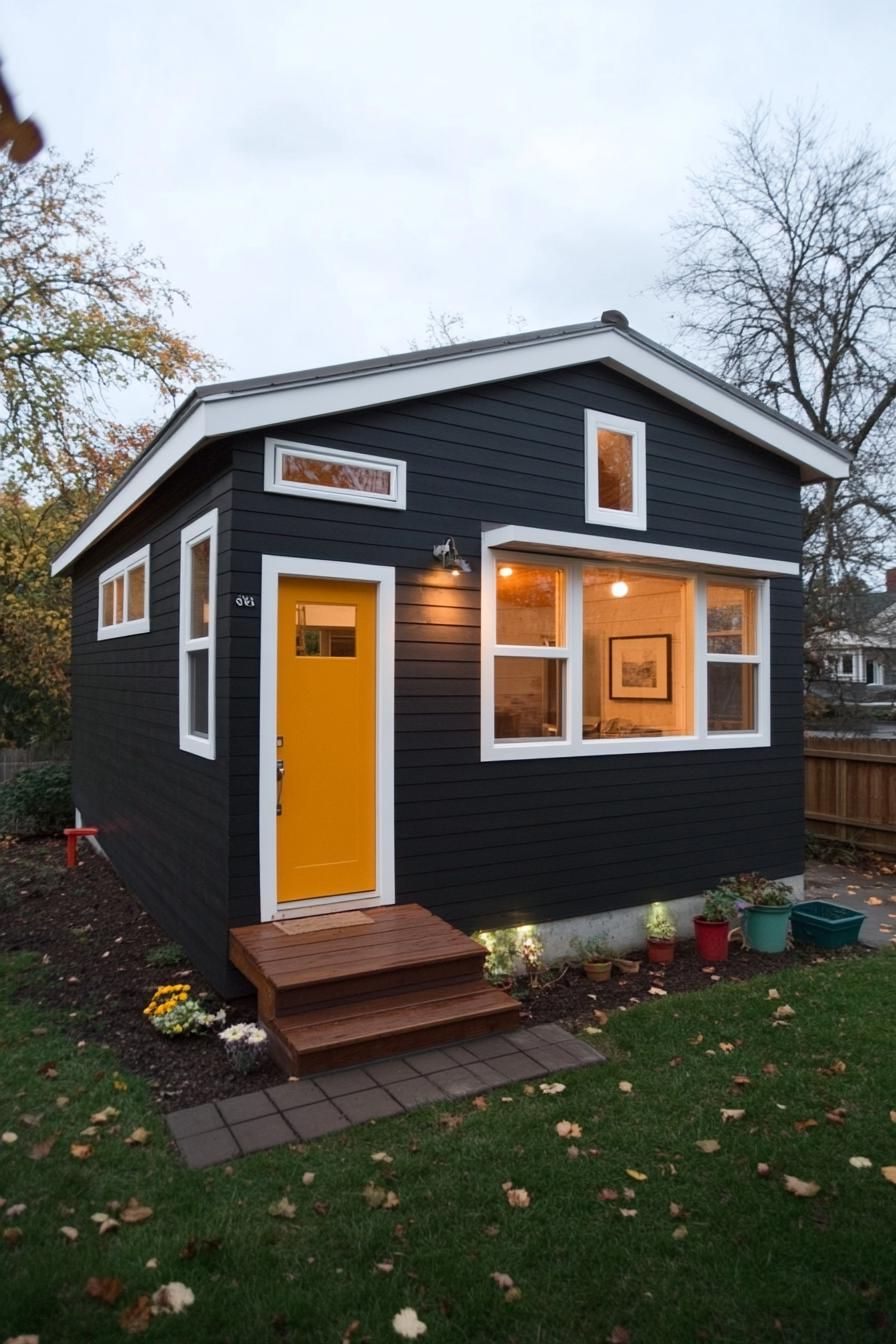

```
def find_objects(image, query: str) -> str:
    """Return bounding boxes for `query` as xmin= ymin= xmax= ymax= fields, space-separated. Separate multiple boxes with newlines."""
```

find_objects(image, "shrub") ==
xmin=143 ymin=984 xmax=225 ymax=1036
xmin=645 ymin=902 xmax=676 ymax=941
xmin=0 ymin=762 xmax=71 ymax=836
xmin=145 ymin=942 xmax=185 ymax=969
xmin=716 ymin=872 xmax=793 ymax=908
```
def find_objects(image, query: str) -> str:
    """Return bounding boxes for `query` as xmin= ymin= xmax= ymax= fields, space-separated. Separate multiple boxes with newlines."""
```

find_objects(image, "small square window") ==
xmin=97 ymin=546 xmax=150 ymax=638
xmin=584 ymin=410 xmax=647 ymax=530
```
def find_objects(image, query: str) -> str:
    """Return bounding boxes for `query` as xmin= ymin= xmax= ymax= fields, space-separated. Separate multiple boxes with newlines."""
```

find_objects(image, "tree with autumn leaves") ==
xmin=0 ymin=153 xmax=219 ymax=743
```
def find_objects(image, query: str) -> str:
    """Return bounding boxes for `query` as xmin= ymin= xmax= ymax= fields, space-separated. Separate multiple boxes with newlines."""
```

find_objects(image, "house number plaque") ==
xmin=233 ymin=594 xmax=257 ymax=608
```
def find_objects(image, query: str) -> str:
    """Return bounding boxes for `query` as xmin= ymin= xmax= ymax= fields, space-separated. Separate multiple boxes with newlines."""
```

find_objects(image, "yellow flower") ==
xmin=173 ymin=1024 xmax=183 ymax=1034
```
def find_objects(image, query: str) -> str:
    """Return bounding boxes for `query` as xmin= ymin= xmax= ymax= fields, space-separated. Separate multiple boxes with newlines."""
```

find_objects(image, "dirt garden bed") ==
xmin=0 ymin=837 xmax=876 ymax=1111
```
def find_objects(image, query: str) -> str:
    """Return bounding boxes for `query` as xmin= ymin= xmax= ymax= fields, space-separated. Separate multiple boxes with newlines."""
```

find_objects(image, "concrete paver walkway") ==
xmin=166 ymin=1023 xmax=605 ymax=1168
xmin=805 ymin=860 xmax=896 ymax=949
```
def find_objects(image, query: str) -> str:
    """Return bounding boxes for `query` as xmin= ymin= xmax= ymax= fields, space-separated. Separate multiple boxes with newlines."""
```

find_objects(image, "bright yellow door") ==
xmin=276 ymin=577 xmax=377 ymax=903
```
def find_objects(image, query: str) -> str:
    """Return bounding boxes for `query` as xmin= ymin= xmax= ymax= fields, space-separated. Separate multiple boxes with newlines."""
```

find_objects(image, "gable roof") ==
xmin=51 ymin=317 xmax=851 ymax=575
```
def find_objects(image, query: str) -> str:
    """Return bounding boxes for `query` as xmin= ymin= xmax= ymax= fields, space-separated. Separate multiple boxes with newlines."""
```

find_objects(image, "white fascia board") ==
xmin=52 ymin=326 xmax=848 ymax=574
xmin=52 ymin=401 xmax=209 ymax=575
xmin=483 ymin=524 xmax=801 ymax=577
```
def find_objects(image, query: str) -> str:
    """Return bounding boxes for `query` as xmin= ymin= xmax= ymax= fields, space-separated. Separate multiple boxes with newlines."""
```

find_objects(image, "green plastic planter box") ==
xmin=790 ymin=900 xmax=866 ymax=949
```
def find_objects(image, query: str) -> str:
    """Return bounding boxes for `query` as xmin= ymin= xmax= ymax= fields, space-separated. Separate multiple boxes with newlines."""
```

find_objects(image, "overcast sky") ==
xmin=2 ymin=0 xmax=895 ymax=402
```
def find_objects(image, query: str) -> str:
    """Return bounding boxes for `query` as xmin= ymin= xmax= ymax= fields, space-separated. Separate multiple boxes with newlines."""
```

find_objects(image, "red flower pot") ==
xmin=693 ymin=917 xmax=730 ymax=962
xmin=646 ymin=937 xmax=675 ymax=965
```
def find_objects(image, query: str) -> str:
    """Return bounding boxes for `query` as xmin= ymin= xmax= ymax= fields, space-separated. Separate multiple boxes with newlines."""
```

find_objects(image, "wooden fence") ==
xmin=805 ymin=735 xmax=896 ymax=854
xmin=0 ymin=743 xmax=70 ymax=786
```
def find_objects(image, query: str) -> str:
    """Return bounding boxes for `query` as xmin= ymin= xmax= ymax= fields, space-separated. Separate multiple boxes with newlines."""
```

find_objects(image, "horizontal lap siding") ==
xmin=70 ymin=446 xmax=245 ymax=994
xmin=227 ymin=359 xmax=805 ymax=936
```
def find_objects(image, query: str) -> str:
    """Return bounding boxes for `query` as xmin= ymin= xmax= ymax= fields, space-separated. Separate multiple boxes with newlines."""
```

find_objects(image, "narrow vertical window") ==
xmin=179 ymin=509 xmax=217 ymax=758
xmin=584 ymin=410 xmax=647 ymax=530
xmin=705 ymin=582 xmax=760 ymax=733
xmin=493 ymin=563 xmax=566 ymax=740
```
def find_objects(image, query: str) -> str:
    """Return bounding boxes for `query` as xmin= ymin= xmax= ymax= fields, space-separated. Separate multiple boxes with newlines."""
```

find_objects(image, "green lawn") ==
xmin=2 ymin=949 xmax=895 ymax=1343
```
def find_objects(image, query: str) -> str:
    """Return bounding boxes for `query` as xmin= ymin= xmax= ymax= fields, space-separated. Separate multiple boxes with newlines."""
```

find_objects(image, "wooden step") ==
xmin=267 ymin=981 xmax=521 ymax=1075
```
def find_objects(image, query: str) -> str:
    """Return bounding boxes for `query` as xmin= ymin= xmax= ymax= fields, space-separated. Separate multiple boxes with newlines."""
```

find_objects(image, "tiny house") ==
xmin=53 ymin=316 xmax=849 ymax=1063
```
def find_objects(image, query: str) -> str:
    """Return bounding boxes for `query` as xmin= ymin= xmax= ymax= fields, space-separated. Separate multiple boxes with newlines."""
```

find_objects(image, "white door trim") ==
xmin=258 ymin=555 xmax=396 ymax=922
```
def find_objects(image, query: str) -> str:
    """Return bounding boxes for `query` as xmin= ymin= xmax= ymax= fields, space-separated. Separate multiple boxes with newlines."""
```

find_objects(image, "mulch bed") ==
xmin=0 ymin=836 xmax=874 ymax=1112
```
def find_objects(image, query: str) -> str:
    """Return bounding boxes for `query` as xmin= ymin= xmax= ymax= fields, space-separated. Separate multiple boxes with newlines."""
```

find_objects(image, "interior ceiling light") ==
xmin=610 ymin=578 xmax=629 ymax=598
xmin=498 ymin=565 xmax=514 ymax=578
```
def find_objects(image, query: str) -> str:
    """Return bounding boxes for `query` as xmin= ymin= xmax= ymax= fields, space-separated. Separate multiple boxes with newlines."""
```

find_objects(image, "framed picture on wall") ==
xmin=608 ymin=634 xmax=672 ymax=701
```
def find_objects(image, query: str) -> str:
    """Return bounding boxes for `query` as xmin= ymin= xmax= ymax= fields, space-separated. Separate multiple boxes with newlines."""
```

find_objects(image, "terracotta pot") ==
xmin=646 ymin=937 xmax=675 ymax=965
xmin=614 ymin=958 xmax=641 ymax=975
xmin=583 ymin=960 xmax=612 ymax=982
xmin=693 ymin=917 xmax=731 ymax=962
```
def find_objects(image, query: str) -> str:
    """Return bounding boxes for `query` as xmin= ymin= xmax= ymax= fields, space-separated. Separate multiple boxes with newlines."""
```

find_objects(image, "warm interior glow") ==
xmin=610 ymin=579 xmax=629 ymax=598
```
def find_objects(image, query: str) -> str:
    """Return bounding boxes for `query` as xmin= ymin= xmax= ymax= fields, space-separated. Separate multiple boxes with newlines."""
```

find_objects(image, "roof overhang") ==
xmin=483 ymin=525 xmax=801 ymax=577
xmin=51 ymin=324 xmax=850 ymax=576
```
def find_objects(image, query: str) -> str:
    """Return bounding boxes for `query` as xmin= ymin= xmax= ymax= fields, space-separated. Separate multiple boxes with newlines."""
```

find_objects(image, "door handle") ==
xmin=276 ymin=759 xmax=284 ymax=815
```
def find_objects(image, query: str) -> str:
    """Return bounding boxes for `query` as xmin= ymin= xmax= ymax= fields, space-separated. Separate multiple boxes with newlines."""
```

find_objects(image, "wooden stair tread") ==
xmin=275 ymin=982 xmax=518 ymax=1052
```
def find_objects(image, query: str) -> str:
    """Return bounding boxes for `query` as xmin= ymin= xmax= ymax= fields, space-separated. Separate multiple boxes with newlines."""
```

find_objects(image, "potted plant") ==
xmin=693 ymin=887 xmax=736 ymax=961
xmin=645 ymin=902 xmax=676 ymax=964
xmin=729 ymin=873 xmax=794 ymax=954
xmin=571 ymin=936 xmax=614 ymax=982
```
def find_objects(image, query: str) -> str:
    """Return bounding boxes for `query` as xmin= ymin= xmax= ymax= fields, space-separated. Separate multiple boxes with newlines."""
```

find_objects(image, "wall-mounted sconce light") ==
xmin=432 ymin=537 xmax=471 ymax=576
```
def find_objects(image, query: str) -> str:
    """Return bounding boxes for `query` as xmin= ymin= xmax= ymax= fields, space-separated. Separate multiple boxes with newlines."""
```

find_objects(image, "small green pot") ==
xmin=742 ymin=903 xmax=793 ymax=953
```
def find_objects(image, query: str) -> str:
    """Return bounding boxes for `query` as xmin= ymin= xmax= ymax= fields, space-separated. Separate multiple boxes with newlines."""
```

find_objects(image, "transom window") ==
xmin=584 ymin=410 xmax=647 ymax=530
xmin=265 ymin=438 xmax=406 ymax=510
xmin=97 ymin=545 xmax=150 ymax=639
xmin=179 ymin=509 xmax=217 ymax=759
xmin=484 ymin=554 xmax=768 ymax=758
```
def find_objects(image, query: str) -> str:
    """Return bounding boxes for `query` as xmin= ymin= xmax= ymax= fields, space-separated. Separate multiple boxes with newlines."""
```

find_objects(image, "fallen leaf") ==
xmin=672 ymin=1224 xmax=688 ymax=1240
xmin=20 ymin=1114 xmax=42 ymax=1127
xmin=90 ymin=1106 xmax=119 ymax=1125
xmin=732 ymin=1075 xmax=751 ymax=1087
xmin=773 ymin=1005 xmax=796 ymax=1020
xmin=375 ymin=1260 xmax=395 ymax=1274
xmin=881 ymin=1167 xmax=896 ymax=1185
xmin=80 ymin=1126 xmax=99 ymax=1138
xmin=719 ymin=1042 xmax=735 ymax=1053
xmin=490 ymin=1271 xmax=515 ymax=1290
xmin=626 ymin=1169 xmax=648 ymax=1182
xmin=623 ymin=1187 xmax=636 ymax=1200
xmin=555 ymin=1121 xmax=582 ymax=1138
xmin=313 ymin=1199 xmax=332 ymax=1216
xmin=701 ymin=965 xmax=716 ymax=974
xmin=438 ymin=1113 xmax=464 ymax=1130
xmin=756 ymin=1162 xmax=771 ymax=1177
xmin=119 ymin=1294 xmax=154 ymax=1334
xmin=890 ymin=1111 xmax=896 ymax=1124
xmin=113 ymin=1079 xmax=128 ymax=1091
xmin=849 ymin=1157 xmax=872 ymax=1168
xmin=522 ymin=1084 xmax=536 ymax=1095
xmin=619 ymin=1208 xmax=637 ymax=1217
xmin=668 ymin=1056 xmax=683 ymax=1067
xmin=151 ymin=1282 xmax=195 ymax=1315
xmin=504 ymin=1285 xmax=523 ymax=1303
xmin=1 ymin=1132 xmax=18 ymax=1145
xmin=794 ymin=1119 xmax=819 ymax=1133
xmin=783 ymin=1174 xmax=820 ymax=1197
xmin=826 ymin=1108 xmax=847 ymax=1125
xmin=341 ymin=1322 xmax=360 ymax=1344
xmin=5 ymin=1204 xmax=26 ymax=1218
xmin=865 ymin=896 xmax=883 ymax=905
xmin=302 ymin=1171 xmax=316 ymax=1185
xmin=37 ymin=1061 xmax=58 ymax=1078
xmin=598 ymin=1187 xmax=619 ymax=1201
xmin=471 ymin=1096 xmax=489 ymax=1110
xmin=505 ymin=1187 xmax=530 ymax=1209
xmin=695 ymin=1139 xmax=720 ymax=1153
xmin=762 ymin=1063 xmax=779 ymax=1076
xmin=371 ymin=1151 xmax=394 ymax=1164
xmin=689 ymin=1034 xmax=704 ymax=1045
xmin=648 ymin=986 xmax=667 ymax=997
xmin=593 ymin=1010 xmax=609 ymax=1026
xmin=69 ymin=1143 xmax=92 ymax=1160
xmin=618 ymin=1081 xmax=633 ymax=1094
xmin=609 ymin=1328 xmax=631 ymax=1344
xmin=98 ymin=1218 xmax=120 ymax=1235
xmin=721 ymin=1109 xmax=745 ymax=1122
xmin=363 ymin=1183 xmax=399 ymax=1210
xmin=124 ymin=1128 xmax=151 ymax=1147
xmin=819 ymin=1059 xmax=847 ymax=1076
xmin=85 ymin=1275 xmax=124 ymax=1305
xmin=60 ymin=1226 xmax=79 ymax=1241
xmin=268 ymin=1197 xmax=296 ymax=1219
xmin=392 ymin=1306 xmax=428 ymax=1338
xmin=120 ymin=1198 xmax=153 ymax=1224
xmin=567 ymin=1145 xmax=580 ymax=1159
xmin=767 ymin=988 xmax=780 ymax=1000
xmin=539 ymin=1082 xmax=566 ymax=1095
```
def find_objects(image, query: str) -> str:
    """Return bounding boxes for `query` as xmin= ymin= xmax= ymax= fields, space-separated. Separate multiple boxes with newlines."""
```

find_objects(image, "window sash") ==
xmin=179 ymin=510 xmax=217 ymax=758
xmin=484 ymin=552 xmax=768 ymax=757
xmin=97 ymin=546 xmax=150 ymax=638
xmin=584 ymin=410 xmax=647 ymax=531
xmin=265 ymin=438 xmax=406 ymax=510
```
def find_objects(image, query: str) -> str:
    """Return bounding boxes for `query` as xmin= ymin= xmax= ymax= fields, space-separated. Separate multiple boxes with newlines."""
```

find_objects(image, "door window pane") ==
xmin=188 ymin=649 xmax=209 ymax=737
xmin=496 ymin=564 xmax=563 ymax=647
xmin=190 ymin=538 xmax=210 ymax=638
xmin=297 ymin=603 xmax=357 ymax=657
xmin=597 ymin=428 xmax=634 ymax=512
xmin=708 ymin=663 xmax=756 ymax=732
xmin=494 ymin=657 xmax=563 ymax=739
xmin=707 ymin=584 xmax=756 ymax=654
xmin=127 ymin=564 xmax=145 ymax=622
xmin=582 ymin=567 xmax=692 ymax=738
xmin=282 ymin=451 xmax=393 ymax=496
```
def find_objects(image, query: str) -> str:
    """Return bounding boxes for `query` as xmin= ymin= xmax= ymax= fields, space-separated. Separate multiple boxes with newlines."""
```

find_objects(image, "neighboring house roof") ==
xmin=51 ymin=317 xmax=852 ymax=575
xmin=821 ymin=592 xmax=896 ymax=649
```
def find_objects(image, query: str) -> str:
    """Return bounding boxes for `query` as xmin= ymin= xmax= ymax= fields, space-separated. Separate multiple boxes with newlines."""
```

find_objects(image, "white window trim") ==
xmin=584 ymin=409 xmax=647 ymax=531
xmin=264 ymin=437 xmax=406 ymax=510
xmin=257 ymin=555 xmax=396 ymax=922
xmin=481 ymin=544 xmax=771 ymax=761
xmin=97 ymin=544 xmax=150 ymax=639
xmin=179 ymin=509 xmax=218 ymax=760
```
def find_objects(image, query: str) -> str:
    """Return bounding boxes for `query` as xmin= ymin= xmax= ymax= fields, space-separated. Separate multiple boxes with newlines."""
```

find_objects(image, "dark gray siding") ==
xmin=70 ymin=445 xmax=245 ymax=994
xmin=227 ymin=359 xmax=805 ymax=934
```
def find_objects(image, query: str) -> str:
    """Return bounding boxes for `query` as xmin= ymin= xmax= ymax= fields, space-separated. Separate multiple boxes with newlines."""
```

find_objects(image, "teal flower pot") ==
xmin=743 ymin=903 xmax=793 ymax=953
